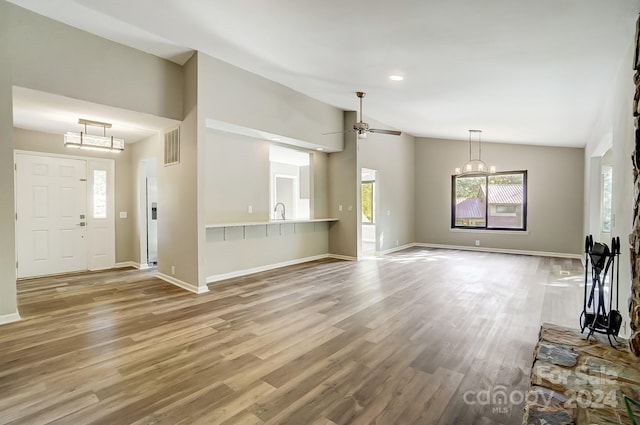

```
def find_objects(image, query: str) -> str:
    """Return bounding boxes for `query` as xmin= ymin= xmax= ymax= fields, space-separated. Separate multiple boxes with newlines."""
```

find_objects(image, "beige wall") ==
xmin=584 ymin=41 xmax=636 ymax=336
xmin=8 ymin=4 xmax=183 ymax=120
xmin=359 ymin=117 xmax=416 ymax=253
xmin=415 ymin=137 xmax=584 ymax=255
xmin=13 ymin=128 xmax=134 ymax=263
xmin=202 ymin=124 xmax=332 ymax=278
xmin=0 ymin=1 xmax=16 ymax=320
xmin=204 ymin=131 xmax=271 ymax=223
xmin=196 ymin=53 xmax=344 ymax=152
xmin=312 ymin=151 xmax=329 ymax=218
xmin=328 ymin=112 xmax=359 ymax=258
xmin=148 ymin=52 xmax=200 ymax=288
xmin=0 ymin=1 xmax=184 ymax=318
xmin=158 ymin=108 xmax=199 ymax=286
xmin=204 ymin=222 xmax=329 ymax=279
xmin=197 ymin=52 xmax=342 ymax=280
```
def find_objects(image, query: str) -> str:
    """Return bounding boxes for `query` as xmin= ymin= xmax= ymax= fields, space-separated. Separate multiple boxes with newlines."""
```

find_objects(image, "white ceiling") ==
xmin=8 ymin=0 xmax=640 ymax=147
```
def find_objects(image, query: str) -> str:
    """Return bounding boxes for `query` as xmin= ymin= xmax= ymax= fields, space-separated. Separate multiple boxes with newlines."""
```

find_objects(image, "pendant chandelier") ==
xmin=454 ymin=129 xmax=495 ymax=175
xmin=64 ymin=119 xmax=124 ymax=153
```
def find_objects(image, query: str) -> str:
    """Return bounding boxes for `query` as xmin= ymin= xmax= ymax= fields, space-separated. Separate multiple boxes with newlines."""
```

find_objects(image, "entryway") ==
xmin=361 ymin=168 xmax=377 ymax=255
xmin=138 ymin=157 xmax=158 ymax=267
xmin=15 ymin=151 xmax=115 ymax=278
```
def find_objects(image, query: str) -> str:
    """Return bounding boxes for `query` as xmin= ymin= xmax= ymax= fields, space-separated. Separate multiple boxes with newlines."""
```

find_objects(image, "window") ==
xmin=601 ymin=165 xmax=612 ymax=233
xmin=451 ymin=171 xmax=527 ymax=231
xmin=93 ymin=169 xmax=107 ymax=219
xmin=269 ymin=145 xmax=311 ymax=220
xmin=361 ymin=181 xmax=375 ymax=224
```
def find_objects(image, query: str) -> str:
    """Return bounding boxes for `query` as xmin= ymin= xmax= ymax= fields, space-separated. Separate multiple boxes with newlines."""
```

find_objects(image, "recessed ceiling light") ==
xmin=316 ymin=147 xmax=324 ymax=151
xmin=270 ymin=137 xmax=280 ymax=141
xmin=389 ymin=75 xmax=404 ymax=81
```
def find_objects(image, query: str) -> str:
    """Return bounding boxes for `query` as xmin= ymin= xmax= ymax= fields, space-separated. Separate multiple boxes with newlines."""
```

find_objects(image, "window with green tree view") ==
xmin=451 ymin=171 xmax=527 ymax=230
xmin=361 ymin=181 xmax=375 ymax=224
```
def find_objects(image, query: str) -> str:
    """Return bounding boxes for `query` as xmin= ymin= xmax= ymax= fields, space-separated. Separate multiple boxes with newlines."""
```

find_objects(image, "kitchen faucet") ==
xmin=273 ymin=202 xmax=286 ymax=220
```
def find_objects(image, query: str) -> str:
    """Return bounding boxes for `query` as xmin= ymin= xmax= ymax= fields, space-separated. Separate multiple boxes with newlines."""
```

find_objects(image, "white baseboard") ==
xmin=115 ymin=262 xmax=153 ymax=270
xmin=207 ymin=254 xmax=334 ymax=284
xmin=114 ymin=261 xmax=136 ymax=269
xmin=0 ymin=312 xmax=21 ymax=325
xmin=377 ymin=243 xmax=416 ymax=256
xmin=157 ymin=273 xmax=209 ymax=294
xmin=413 ymin=243 xmax=582 ymax=260
xmin=206 ymin=253 xmax=360 ymax=284
xmin=328 ymin=254 xmax=357 ymax=261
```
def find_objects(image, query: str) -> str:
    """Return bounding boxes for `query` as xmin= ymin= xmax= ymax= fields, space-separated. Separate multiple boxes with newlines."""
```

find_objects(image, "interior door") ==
xmin=16 ymin=153 xmax=88 ymax=278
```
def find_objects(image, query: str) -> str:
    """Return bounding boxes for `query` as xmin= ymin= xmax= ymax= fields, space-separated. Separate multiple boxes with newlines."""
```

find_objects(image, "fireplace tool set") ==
xmin=580 ymin=235 xmax=622 ymax=346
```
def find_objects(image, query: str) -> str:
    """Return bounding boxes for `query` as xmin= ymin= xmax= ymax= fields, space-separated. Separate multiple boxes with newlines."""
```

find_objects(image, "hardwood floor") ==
xmin=0 ymin=247 xmax=583 ymax=425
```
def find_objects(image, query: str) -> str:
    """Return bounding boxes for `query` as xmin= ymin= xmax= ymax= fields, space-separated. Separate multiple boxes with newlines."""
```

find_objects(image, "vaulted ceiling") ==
xmin=8 ymin=0 xmax=640 ymax=146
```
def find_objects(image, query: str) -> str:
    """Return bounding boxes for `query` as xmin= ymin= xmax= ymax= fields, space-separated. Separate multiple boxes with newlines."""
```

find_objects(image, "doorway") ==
xmin=361 ymin=168 xmax=377 ymax=255
xmin=15 ymin=152 xmax=115 ymax=278
xmin=138 ymin=158 xmax=158 ymax=267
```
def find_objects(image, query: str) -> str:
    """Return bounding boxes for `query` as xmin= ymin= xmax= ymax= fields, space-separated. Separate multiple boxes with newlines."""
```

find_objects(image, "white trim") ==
xmin=157 ymin=272 xmax=208 ymax=294
xmin=207 ymin=254 xmax=332 ymax=283
xmin=114 ymin=261 xmax=152 ymax=270
xmin=14 ymin=149 xmax=119 ymax=161
xmin=449 ymin=228 xmax=529 ymax=235
xmin=0 ymin=312 xmax=21 ymax=325
xmin=377 ymin=243 xmax=417 ymax=256
xmin=413 ymin=243 xmax=582 ymax=260
xmin=328 ymin=254 xmax=357 ymax=261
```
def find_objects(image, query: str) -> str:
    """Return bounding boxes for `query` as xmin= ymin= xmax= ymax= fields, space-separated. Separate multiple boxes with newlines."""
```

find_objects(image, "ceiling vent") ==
xmin=164 ymin=127 xmax=180 ymax=166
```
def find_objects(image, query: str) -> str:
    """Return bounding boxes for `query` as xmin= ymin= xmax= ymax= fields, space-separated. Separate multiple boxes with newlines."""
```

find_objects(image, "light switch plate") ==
xmin=119 ymin=212 xmax=128 ymax=219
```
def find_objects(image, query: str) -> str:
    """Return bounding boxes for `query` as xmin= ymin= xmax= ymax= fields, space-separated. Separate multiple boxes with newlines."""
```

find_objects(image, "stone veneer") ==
xmin=631 ymin=63 xmax=640 ymax=356
xmin=523 ymin=323 xmax=640 ymax=424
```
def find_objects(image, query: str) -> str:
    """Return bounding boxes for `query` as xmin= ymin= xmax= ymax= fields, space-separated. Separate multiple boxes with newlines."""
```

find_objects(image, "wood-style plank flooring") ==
xmin=0 ymin=247 xmax=584 ymax=425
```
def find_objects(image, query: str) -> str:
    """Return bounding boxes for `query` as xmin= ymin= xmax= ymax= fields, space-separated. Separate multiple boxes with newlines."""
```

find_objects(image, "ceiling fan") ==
xmin=325 ymin=92 xmax=401 ymax=138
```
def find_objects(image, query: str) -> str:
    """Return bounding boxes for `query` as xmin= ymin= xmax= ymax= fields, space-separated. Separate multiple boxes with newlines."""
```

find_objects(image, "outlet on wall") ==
xmin=171 ymin=265 xmax=176 ymax=275
xmin=475 ymin=240 xmax=480 ymax=246
xmin=248 ymin=205 xmax=253 ymax=214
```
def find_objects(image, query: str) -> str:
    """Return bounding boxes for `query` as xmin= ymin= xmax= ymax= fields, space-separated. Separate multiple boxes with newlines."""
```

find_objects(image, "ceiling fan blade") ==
xmin=368 ymin=128 xmax=401 ymax=136
xmin=322 ymin=130 xmax=354 ymax=135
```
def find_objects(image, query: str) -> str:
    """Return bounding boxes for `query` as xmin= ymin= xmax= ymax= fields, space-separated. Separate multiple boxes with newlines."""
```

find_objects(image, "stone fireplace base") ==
xmin=523 ymin=323 xmax=640 ymax=424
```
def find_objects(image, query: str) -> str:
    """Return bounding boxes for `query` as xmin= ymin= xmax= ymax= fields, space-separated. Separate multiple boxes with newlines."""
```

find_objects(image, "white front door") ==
xmin=16 ymin=154 xmax=88 ymax=278
xmin=16 ymin=153 xmax=116 ymax=278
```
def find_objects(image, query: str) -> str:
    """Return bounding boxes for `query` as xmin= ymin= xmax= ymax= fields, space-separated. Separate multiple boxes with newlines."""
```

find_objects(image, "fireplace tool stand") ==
xmin=580 ymin=235 xmax=622 ymax=347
